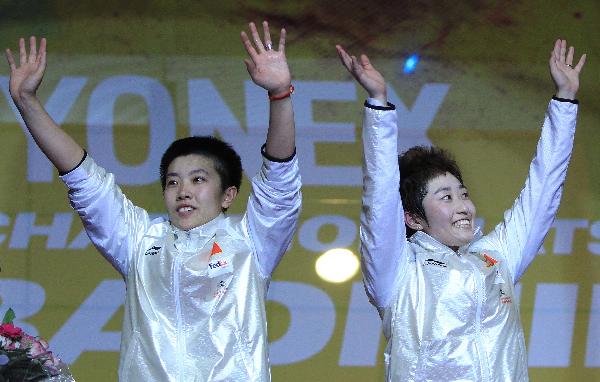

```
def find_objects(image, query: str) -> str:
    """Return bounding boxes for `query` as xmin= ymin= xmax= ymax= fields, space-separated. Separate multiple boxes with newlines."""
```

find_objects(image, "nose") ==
xmin=176 ymin=183 xmax=191 ymax=201
xmin=455 ymin=199 xmax=469 ymax=215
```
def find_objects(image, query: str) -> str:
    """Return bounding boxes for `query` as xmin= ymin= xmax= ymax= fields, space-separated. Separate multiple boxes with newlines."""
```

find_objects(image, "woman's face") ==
xmin=419 ymin=172 xmax=477 ymax=250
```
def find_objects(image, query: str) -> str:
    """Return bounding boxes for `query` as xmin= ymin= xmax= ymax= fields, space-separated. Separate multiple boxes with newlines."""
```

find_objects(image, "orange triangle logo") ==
xmin=484 ymin=253 xmax=498 ymax=268
xmin=210 ymin=242 xmax=222 ymax=256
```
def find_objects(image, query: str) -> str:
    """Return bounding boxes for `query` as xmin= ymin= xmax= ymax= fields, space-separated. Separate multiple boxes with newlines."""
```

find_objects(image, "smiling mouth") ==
xmin=177 ymin=206 xmax=195 ymax=213
xmin=453 ymin=219 xmax=471 ymax=229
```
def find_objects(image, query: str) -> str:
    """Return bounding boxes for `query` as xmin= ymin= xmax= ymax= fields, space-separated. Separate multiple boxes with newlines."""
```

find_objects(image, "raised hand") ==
xmin=549 ymin=39 xmax=586 ymax=100
xmin=5 ymin=36 xmax=47 ymax=104
xmin=336 ymin=45 xmax=387 ymax=103
xmin=241 ymin=21 xmax=291 ymax=96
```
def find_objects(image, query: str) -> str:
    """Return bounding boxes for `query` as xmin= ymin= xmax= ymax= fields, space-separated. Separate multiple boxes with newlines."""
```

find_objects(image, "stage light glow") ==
xmin=403 ymin=54 xmax=419 ymax=74
xmin=315 ymin=248 xmax=360 ymax=283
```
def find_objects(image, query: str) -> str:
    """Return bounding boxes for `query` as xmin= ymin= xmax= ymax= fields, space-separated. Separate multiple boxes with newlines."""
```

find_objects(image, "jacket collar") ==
xmin=409 ymin=227 xmax=483 ymax=256
xmin=171 ymin=213 xmax=225 ymax=252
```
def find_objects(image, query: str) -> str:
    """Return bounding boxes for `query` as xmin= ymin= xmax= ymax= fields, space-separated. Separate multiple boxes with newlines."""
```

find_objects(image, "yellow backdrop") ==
xmin=1 ymin=1 xmax=599 ymax=380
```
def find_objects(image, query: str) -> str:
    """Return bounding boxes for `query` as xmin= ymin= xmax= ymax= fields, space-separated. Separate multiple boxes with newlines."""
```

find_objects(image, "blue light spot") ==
xmin=403 ymin=54 xmax=419 ymax=74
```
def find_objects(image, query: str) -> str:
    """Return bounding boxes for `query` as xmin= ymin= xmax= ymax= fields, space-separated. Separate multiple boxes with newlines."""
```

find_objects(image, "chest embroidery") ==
xmin=483 ymin=252 xmax=498 ymax=267
xmin=499 ymin=288 xmax=512 ymax=304
xmin=210 ymin=241 xmax=222 ymax=256
xmin=144 ymin=245 xmax=161 ymax=256
xmin=213 ymin=279 xmax=229 ymax=299
xmin=423 ymin=258 xmax=447 ymax=268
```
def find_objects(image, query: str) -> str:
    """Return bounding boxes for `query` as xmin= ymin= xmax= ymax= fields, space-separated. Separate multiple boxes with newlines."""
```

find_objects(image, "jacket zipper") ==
xmin=173 ymin=253 xmax=185 ymax=382
xmin=469 ymin=260 xmax=490 ymax=382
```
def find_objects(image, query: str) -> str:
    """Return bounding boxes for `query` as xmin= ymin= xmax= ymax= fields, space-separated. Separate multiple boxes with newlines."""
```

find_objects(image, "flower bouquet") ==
xmin=0 ymin=309 xmax=75 ymax=381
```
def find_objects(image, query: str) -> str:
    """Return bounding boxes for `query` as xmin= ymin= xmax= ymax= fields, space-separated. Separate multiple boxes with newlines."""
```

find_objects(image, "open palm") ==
xmin=241 ymin=21 xmax=291 ymax=95
xmin=549 ymin=39 xmax=586 ymax=99
xmin=5 ymin=36 xmax=47 ymax=104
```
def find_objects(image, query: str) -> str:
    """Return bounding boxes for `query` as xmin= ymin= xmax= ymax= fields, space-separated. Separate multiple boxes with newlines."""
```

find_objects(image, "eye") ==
xmin=193 ymin=176 xmax=206 ymax=183
xmin=462 ymin=191 xmax=470 ymax=199
xmin=166 ymin=179 xmax=177 ymax=187
xmin=441 ymin=194 xmax=451 ymax=201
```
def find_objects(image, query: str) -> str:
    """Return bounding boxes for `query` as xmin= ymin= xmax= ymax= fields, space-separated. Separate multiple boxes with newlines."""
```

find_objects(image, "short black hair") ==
xmin=399 ymin=146 xmax=464 ymax=236
xmin=160 ymin=136 xmax=243 ymax=196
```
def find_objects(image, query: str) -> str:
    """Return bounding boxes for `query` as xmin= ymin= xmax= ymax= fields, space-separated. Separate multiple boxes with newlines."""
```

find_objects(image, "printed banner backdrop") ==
xmin=1 ymin=1 xmax=599 ymax=380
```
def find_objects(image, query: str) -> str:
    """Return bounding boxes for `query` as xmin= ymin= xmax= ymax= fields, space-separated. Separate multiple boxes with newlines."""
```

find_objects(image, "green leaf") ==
xmin=1 ymin=308 xmax=15 ymax=325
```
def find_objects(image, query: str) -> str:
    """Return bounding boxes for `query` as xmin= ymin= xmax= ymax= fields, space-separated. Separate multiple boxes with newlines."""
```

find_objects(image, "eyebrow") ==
xmin=166 ymin=168 xmax=210 ymax=178
xmin=433 ymin=184 xmax=466 ymax=194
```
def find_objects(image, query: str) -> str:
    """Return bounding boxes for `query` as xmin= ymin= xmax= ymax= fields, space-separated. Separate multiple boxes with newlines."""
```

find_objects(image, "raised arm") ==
xmin=5 ymin=37 xmax=84 ymax=173
xmin=241 ymin=21 xmax=295 ymax=159
xmin=240 ymin=22 xmax=301 ymax=277
xmin=337 ymin=45 xmax=407 ymax=309
xmin=481 ymin=39 xmax=586 ymax=282
xmin=6 ymin=37 xmax=148 ymax=277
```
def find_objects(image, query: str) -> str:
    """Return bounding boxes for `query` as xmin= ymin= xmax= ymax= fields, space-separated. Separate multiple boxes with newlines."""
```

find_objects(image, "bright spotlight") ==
xmin=315 ymin=248 xmax=360 ymax=283
xmin=403 ymin=54 xmax=419 ymax=74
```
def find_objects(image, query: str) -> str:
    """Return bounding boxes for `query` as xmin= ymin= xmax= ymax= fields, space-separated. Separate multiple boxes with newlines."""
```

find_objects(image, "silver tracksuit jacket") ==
xmin=360 ymin=98 xmax=578 ymax=381
xmin=61 ymin=153 xmax=302 ymax=382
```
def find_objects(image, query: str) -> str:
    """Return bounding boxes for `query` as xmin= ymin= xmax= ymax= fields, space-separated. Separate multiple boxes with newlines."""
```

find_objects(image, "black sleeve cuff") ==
xmin=59 ymin=150 xmax=88 ymax=176
xmin=261 ymin=144 xmax=296 ymax=163
xmin=364 ymin=100 xmax=396 ymax=110
xmin=552 ymin=95 xmax=578 ymax=104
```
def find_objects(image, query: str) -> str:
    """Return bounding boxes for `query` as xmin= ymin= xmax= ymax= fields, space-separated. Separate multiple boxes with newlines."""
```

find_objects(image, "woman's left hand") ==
xmin=549 ymin=39 xmax=586 ymax=100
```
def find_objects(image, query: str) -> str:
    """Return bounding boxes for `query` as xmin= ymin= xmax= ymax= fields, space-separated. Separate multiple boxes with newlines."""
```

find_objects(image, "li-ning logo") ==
xmin=499 ymin=288 xmax=512 ymax=304
xmin=424 ymin=258 xmax=447 ymax=268
xmin=208 ymin=259 xmax=229 ymax=270
xmin=144 ymin=246 xmax=161 ymax=256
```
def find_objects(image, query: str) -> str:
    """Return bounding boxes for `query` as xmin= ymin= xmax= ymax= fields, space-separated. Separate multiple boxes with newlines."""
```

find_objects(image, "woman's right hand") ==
xmin=5 ymin=36 xmax=47 ymax=105
xmin=336 ymin=45 xmax=387 ymax=104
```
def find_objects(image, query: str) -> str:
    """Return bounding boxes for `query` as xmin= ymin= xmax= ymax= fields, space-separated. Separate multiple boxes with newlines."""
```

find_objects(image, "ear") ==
xmin=404 ymin=211 xmax=426 ymax=231
xmin=221 ymin=186 xmax=238 ymax=209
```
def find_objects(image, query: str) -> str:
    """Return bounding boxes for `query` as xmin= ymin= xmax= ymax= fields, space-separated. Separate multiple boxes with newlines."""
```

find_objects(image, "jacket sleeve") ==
xmin=479 ymin=98 xmax=578 ymax=283
xmin=360 ymin=101 xmax=408 ymax=309
xmin=244 ymin=150 xmax=302 ymax=278
xmin=60 ymin=155 xmax=152 ymax=278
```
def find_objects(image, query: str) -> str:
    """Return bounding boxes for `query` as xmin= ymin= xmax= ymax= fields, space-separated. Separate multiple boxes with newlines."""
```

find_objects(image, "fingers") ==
xmin=240 ymin=31 xmax=258 ymax=59
xmin=359 ymin=54 xmax=372 ymax=69
xmin=262 ymin=21 xmax=272 ymax=51
xmin=559 ymin=39 xmax=566 ymax=63
xmin=566 ymin=46 xmax=574 ymax=66
xmin=242 ymin=58 xmax=256 ymax=75
xmin=551 ymin=39 xmax=560 ymax=63
xmin=574 ymin=53 xmax=586 ymax=72
xmin=35 ymin=38 xmax=47 ymax=76
xmin=5 ymin=49 xmax=16 ymax=71
xmin=243 ymin=21 xmax=284 ymax=56
xmin=28 ymin=36 xmax=37 ymax=64
xmin=19 ymin=37 xmax=26 ymax=66
xmin=249 ymin=22 xmax=264 ymax=53
xmin=350 ymin=55 xmax=364 ymax=76
xmin=37 ymin=38 xmax=47 ymax=66
xmin=11 ymin=36 xmax=44 ymax=69
xmin=335 ymin=45 xmax=353 ymax=71
xmin=278 ymin=28 xmax=286 ymax=53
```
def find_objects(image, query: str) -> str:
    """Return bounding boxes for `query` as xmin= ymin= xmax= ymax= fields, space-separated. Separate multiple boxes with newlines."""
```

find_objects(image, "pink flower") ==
xmin=28 ymin=339 xmax=48 ymax=358
xmin=0 ymin=323 xmax=22 ymax=339
xmin=43 ymin=353 xmax=62 ymax=375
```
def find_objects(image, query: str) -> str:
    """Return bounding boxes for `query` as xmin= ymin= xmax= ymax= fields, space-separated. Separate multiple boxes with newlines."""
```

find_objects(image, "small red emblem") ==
xmin=210 ymin=242 xmax=222 ymax=256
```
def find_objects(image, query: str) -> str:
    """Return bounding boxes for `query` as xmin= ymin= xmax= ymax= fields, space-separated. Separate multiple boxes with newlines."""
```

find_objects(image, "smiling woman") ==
xmin=5 ymin=21 xmax=302 ymax=381
xmin=337 ymin=38 xmax=586 ymax=381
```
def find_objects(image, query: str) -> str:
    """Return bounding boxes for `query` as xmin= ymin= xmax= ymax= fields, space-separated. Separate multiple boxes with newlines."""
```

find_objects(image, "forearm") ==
xmin=264 ymin=95 xmax=295 ymax=160
xmin=15 ymin=94 xmax=84 ymax=173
